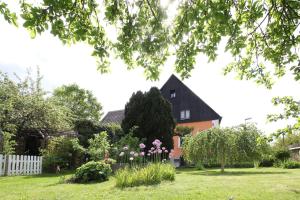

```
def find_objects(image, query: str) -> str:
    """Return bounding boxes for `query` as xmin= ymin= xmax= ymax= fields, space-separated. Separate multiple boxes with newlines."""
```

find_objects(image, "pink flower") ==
xmin=158 ymin=150 xmax=162 ymax=154
xmin=147 ymin=153 xmax=151 ymax=156
xmin=148 ymin=150 xmax=152 ymax=153
xmin=151 ymin=147 xmax=155 ymax=150
xmin=119 ymin=152 xmax=124 ymax=157
xmin=162 ymin=147 xmax=166 ymax=150
xmin=139 ymin=143 xmax=146 ymax=149
xmin=169 ymin=154 xmax=173 ymax=158
xmin=170 ymin=149 xmax=174 ymax=153
xmin=134 ymin=153 xmax=139 ymax=157
xmin=130 ymin=151 xmax=135 ymax=155
xmin=140 ymin=152 xmax=145 ymax=156
xmin=153 ymin=139 xmax=162 ymax=147
xmin=164 ymin=150 xmax=168 ymax=153
xmin=129 ymin=157 xmax=134 ymax=161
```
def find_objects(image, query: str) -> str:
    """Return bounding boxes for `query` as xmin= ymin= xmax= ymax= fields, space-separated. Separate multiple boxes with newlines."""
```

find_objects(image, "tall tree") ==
xmin=52 ymin=84 xmax=103 ymax=123
xmin=122 ymin=87 xmax=175 ymax=150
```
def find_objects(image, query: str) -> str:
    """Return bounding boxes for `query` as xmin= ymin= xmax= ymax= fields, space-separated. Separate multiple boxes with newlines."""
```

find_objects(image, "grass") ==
xmin=1 ymin=168 xmax=300 ymax=200
xmin=115 ymin=163 xmax=175 ymax=187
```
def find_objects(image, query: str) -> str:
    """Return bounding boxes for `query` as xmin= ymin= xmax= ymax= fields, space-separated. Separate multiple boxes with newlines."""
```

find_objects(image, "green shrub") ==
xmin=196 ymin=161 xmax=205 ymax=170
xmin=274 ymin=149 xmax=290 ymax=162
xmin=72 ymin=161 xmax=112 ymax=183
xmin=281 ymin=160 xmax=300 ymax=169
xmin=115 ymin=163 xmax=175 ymax=188
xmin=42 ymin=136 xmax=85 ymax=172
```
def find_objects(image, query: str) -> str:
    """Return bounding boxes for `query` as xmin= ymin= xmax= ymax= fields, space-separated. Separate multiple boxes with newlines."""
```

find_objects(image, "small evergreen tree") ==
xmin=122 ymin=87 xmax=175 ymax=150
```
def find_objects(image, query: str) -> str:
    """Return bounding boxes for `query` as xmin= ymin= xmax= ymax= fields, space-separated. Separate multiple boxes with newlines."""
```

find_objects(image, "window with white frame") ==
xmin=180 ymin=110 xmax=190 ymax=120
xmin=170 ymin=90 xmax=176 ymax=98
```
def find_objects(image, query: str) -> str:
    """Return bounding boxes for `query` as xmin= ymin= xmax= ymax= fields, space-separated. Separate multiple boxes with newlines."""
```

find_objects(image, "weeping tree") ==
xmin=183 ymin=125 xmax=269 ymax=172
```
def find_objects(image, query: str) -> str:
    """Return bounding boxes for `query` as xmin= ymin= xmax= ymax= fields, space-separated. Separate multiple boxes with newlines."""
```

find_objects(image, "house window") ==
xmin=180 ymin=110 xmax=190 ymax=120
xmin=170 ymin=90 xmax=176 ymax=98
xmin=178 ymin=137 xmax=184 ymax=148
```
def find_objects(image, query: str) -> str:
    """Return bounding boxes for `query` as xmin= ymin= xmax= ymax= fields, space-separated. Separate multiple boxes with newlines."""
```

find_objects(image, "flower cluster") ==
xmin=118 ymin=139 xmax=172 ymax=166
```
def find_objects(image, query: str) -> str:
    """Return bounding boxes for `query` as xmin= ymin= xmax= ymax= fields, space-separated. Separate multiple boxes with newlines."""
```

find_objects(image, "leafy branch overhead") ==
xmin=1 ymin=0 xmax=299 ymax=85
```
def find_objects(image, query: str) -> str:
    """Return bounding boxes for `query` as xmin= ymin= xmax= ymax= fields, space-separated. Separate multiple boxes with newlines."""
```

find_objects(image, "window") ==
xmin=178 ymin=137 xmax=184 ymax=148
xmin=180 ymin=110 xmax=191 ymax=120
xmin=170 ymin=90 xmax=176 ymax=98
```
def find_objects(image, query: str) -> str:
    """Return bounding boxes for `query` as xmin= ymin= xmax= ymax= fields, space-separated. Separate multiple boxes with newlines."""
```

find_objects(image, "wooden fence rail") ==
xmin=0 ymin=154 xmax=42 ymax=176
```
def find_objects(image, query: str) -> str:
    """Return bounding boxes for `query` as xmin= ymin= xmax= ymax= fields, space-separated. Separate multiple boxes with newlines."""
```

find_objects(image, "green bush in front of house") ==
xmin=71 ymin=161 xmax=112 ymax=183
xmin=115 ymin=163 xmax=175 ymax=188
xmin=280 ymin=160 xmax=300 ymax=169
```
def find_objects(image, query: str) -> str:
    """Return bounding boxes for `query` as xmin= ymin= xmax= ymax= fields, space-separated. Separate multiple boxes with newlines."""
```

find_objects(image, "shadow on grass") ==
xmin=189 ymin=170 xmax=289 ymax=176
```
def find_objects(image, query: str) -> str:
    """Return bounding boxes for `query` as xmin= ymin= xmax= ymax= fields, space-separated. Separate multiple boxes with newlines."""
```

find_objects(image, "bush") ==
xmin=281 ymin=160 xmax=300 ymax=169
xmin=274 ymin=149 xmax=290 ymax=162
xmin=72 ymin=161 xmax=112 ymax=183
xmin=259 ymin=158 xmax=275 ymax=167
xmin=115 ymin=163 xmax=175 ymax=188
xmin=196 ymin=161 xmax=205 ymax=170
xmin=42 ymin=136 xmax=85 ymax=172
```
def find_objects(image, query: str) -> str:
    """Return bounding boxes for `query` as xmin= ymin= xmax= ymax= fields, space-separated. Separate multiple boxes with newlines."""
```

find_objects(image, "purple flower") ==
xmin=148 ymin=150 xmax=152 ymax=153
xmin=140 ymin=152 xmax=145 ymax=156
xmin=130 ymin=151 xmax=135 ymax=155
xmin=119 ymin=152 xmax=124 ymax=157
xmin=129 ymin=157 xmax=134 ymax=161
xmin=139 ymin=143 xmax=146 ymax=149
xmin=123 ymin=146 xmax=128 ymax=151
xmin=134 ymin=153 xmax=139 ymax=157
xmin=158 ymin=149 xmax=162 ymax=154
xmin=151 ymin=147 xmax=155 ymax=151
xmin=153 ymin=139 xmax=162 ymax=147
xmin=164 ymin=150 xmax=168 ymax=153
xmin=162 ymin=147 xmax=166 ymax=150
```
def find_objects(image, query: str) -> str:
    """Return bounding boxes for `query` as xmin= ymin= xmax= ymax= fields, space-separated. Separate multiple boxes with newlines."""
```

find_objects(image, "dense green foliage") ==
xmin=75 ymin=120 xmax=123 ymax=147
xmin=2 ymin=0 xmax=299 ymax=84
xmin=183 ymin=125 xmax=270 ymax=172
xmin=52 ymin=84 xmax=103 ymax=123
xmin=72 ymin=161 xmax=112 ymax=183
xmin=280 ymin=160 xmax=300 ymax=169
xmin=0 ymin=131 xmax=16 ymax=154
xmin=122 ymin=87 xmax=175 ymax=150
xmin=115 ymin=163 xmax=175 ymax=188
xmin=87 ymin=131 xmax=110 ymax=161
xmin=274 ymin=149 xmax=291 ymax=162
xmin=174 ymin=126 xmax=194 ymax=136
xmin=0 ymin=70 xmax=72 ymax=153
xmin=42 ymin=136 xmax=85 ymax=172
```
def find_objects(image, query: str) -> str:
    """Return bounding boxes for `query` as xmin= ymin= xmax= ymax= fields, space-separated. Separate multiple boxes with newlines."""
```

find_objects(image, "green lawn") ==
xmin=1 ymin=168 xmax=300 ymax=200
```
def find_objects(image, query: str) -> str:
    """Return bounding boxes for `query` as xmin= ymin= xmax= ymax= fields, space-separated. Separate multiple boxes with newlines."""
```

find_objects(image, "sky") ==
xmin=0 ymin=2 xmax=299 ymax=135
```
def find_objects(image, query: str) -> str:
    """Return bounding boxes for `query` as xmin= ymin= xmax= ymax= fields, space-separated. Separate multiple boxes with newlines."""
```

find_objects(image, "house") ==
xmin=289 ymin=144 xmax=300 ymax=161
xmin=101 ymin=74 xmax=222 ymax=164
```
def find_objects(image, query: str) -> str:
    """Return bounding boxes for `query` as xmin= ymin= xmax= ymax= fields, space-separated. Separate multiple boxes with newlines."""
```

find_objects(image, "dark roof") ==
xmin=101 ymin=110 xmax=125 ymax=124
xmin=160 ymin=74 xmax=222 ymax=123
xmin=102 ymin=74 xmax=221 ymax=124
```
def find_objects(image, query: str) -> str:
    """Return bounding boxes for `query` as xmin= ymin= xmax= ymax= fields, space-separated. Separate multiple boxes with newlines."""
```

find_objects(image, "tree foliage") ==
xmin=52 ymin=84 xmax=103 ymax=123
xmin=1 ymin=0 xmax=299 ymax=84
xmin=122 ymin=87 xmax=175 ymax=150
xmin=87 ymin=131 xmax=110 ymax=161
xmin=183 ymin=125 xmax=270 ymax=172
xmin=0 ymin=70 xmax=72 ymax=138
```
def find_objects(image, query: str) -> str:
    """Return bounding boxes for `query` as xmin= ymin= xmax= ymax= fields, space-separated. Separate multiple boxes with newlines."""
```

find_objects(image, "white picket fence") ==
xmin=0 ymin=154 xmax=42 ymax=176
